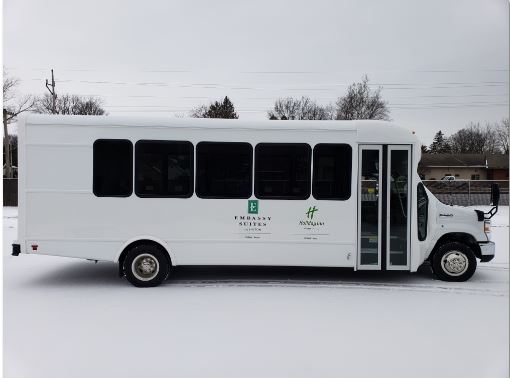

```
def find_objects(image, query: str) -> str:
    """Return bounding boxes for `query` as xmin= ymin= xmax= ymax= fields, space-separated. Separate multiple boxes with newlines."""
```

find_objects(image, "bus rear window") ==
xmin=93 ymin=139 xmax=133 ymax=197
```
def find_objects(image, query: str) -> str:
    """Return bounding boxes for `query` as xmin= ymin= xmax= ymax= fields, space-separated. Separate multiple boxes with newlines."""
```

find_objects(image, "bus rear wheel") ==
xmin=432 ymin=242 xmax=476 ymax=282
xmin=123 ymin=244 xmax=170 ymax=287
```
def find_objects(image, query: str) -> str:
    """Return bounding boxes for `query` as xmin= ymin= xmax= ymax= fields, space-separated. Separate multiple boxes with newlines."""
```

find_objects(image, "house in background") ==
xmin=487 ymin=155 xmax=510 ymax=180
xmin=419 ymin=154 xmax=508 ymax=180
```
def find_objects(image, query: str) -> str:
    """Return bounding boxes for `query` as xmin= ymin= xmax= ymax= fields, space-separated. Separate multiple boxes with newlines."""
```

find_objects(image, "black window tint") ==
xmin=417 ymin=183 xmax=428 ymax=241
xmin=135 ymin=141 xmax=193 ymax=198
xmin=255 ymin=143 xmax=311 ymax=199
xmin=313 ymin=144 xmax=352 ymax=200
xmin=93 ymin=139 xmax=133 ymax=197
xmin=196 ymin=142 xmax=252 ymax=198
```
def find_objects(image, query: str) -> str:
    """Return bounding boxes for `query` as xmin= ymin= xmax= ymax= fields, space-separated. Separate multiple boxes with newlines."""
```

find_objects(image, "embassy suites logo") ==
xmin=235 ymin=200 xmax=272 ymax=232
xmin=299 ymin=206 xmax=325 ymax=227
xmin=235 ymin=215 xmax=272 ymax=227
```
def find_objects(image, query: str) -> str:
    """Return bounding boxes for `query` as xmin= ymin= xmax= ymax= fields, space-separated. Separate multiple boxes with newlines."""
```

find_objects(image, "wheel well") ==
xmin=428 ymin=233 xmax=481 ymax=261
xmin=118 ymin=239 xmax=171 ymax=277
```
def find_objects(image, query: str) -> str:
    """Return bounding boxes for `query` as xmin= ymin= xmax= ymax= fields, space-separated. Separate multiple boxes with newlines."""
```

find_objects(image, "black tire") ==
xmin=432 ymin=242 xmax=477 ymax=282
xmin=123 ymin=244 xmax=170 ymax=287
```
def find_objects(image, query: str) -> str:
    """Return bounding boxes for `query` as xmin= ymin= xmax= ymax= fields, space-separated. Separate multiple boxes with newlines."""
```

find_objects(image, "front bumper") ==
xmin=479 ymin=241 xmax=495 ymax=262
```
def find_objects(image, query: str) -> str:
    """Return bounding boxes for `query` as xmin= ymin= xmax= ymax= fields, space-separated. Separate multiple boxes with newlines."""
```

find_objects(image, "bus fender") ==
xmin=115 ymin=236 xmax=174 ymax=266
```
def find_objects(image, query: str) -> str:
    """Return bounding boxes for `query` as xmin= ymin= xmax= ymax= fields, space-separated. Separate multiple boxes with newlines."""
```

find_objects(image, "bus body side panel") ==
xmin=21 ymin=118 xmax=361 ymax=268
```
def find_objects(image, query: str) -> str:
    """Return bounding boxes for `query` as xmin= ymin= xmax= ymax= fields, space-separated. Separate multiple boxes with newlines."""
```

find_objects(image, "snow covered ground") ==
xmin=3 ymin=206 xmax=509 ymax=378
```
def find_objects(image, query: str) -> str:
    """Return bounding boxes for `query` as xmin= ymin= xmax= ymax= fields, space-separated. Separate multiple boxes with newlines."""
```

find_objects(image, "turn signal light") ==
xmin=484 ymin=220 xmax=491 ymax=234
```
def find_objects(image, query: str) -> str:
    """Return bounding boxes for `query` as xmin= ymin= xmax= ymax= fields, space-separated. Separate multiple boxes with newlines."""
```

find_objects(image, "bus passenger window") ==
xmin=135 ymin=141 xmax=193 ymax=198
xmin=196 ymin=142 xmax=253 ymax=199
xmin=93 ymin=139 xmax=133 ymax=197
xmin=255 ymin=143 xmax=311 ymax=200
xmin=312 ymin=144 xmax=352 ymax=200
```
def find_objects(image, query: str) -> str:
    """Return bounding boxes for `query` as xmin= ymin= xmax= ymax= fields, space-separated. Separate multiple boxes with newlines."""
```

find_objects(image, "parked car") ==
xmin=441 ymin=175 xmax=456 ymax=181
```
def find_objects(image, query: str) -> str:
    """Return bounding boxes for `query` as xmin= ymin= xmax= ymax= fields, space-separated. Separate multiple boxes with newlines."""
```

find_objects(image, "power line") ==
xmin=104 ymin=101 xmax=509 ymax=109
xmin=23 ymin=79 xmax=509 ymax=96
xmin=5 ymin=66 xmax=509 ymax=74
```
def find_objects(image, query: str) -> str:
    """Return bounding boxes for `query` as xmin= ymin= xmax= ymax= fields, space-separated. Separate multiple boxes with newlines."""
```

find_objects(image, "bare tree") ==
xmin=76 ymin=97 xmax=107 ymax=115
xmin=449 ymin=123 xmax=484 ymax=154
xmin=495 ymin=118 xmax=509 ymax=154
xmin=3 ymin=70 xmax=37 ymax=178
xmin=3 ymin=70 xmax=37 ymax=121
xmin=268 ymin=97 xmax=301 ymax=120
xmin=483 ymin=123 xmax=500 ymax=154
xmin=4 ymin=95 xmax=38 ymax=121
xmin=449 ymin=122 xmax=501 ymax=154
xmin=334 ymin=75 xmax=390 ymax=121
xmin=3 ymin=68 xmax=18 ymax=102
xmin=36 ymin=93 xmax=106 ymax=115
xmin=189 ymin=104 xmax=209 ymax=118
xmin=268 ymin=97 xmax=333 ymax=120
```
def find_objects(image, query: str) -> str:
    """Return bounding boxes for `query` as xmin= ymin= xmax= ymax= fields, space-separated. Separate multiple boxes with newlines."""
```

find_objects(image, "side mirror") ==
xmin=490 ymin=183 xmax=500 ymax=207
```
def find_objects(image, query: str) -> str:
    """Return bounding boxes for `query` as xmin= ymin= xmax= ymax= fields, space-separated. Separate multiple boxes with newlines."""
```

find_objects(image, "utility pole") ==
xmin=3 ymin=109 xmax=12 ymax=178
xmin=45 ymin=69 xmax=57 ymax=114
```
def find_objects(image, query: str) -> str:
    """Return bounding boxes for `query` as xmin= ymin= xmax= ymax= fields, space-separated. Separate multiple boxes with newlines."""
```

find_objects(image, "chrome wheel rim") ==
xmin=132 ymin=253 xmax=159 ymax=281
xmin=441 ymin=251 xmax=469 ymax=276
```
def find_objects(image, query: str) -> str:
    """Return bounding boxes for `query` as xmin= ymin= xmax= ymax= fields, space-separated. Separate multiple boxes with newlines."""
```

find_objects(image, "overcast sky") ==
xmin=4 ymin=0 xmax=509 ymax=144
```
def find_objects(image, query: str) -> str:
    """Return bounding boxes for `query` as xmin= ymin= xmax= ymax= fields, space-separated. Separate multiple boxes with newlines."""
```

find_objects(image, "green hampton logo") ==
xmin=300 ymin=205 xmax=324 ymax=227
xmin=248 ymin=200 xmax=259 ymax=214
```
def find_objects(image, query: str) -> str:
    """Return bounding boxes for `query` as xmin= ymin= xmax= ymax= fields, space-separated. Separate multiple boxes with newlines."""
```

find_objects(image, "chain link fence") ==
xmin=422 ymin=180 xmax=509 ymax=206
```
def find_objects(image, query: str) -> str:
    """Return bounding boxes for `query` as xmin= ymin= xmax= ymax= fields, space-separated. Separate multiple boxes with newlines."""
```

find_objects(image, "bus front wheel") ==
xmin=123 ymin=244 xmax=170 ymax=287
xmin=432 ymin=242 xmax=477 ymax=282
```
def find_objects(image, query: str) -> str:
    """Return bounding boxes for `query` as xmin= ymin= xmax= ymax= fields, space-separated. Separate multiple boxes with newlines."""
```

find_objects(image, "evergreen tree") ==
xmin=209 ymin=97 xmax=239 ymax=119
xmin=190 ymin=96 xmax=238 ymax=119
xmin=429 ymin=130 xmax=451 ymax=153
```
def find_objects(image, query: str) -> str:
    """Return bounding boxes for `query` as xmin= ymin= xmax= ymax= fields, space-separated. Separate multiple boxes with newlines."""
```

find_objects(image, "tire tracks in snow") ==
xmin=166 ymin=279 xmax=508 ymax=297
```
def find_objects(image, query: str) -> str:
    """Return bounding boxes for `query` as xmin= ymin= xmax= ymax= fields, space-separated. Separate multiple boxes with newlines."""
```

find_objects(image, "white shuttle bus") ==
xmin=12 ymin=115 xmax=498 ymax=287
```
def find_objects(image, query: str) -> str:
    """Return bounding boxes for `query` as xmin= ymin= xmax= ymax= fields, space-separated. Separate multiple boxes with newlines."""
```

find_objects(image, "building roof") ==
xmin=419 ymin=154 xmax=487 ymax=168
xmin=419 ymin=153 xmax=509 ymax=169
xmin=486 ymin=154 xmax=509 ymax=169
